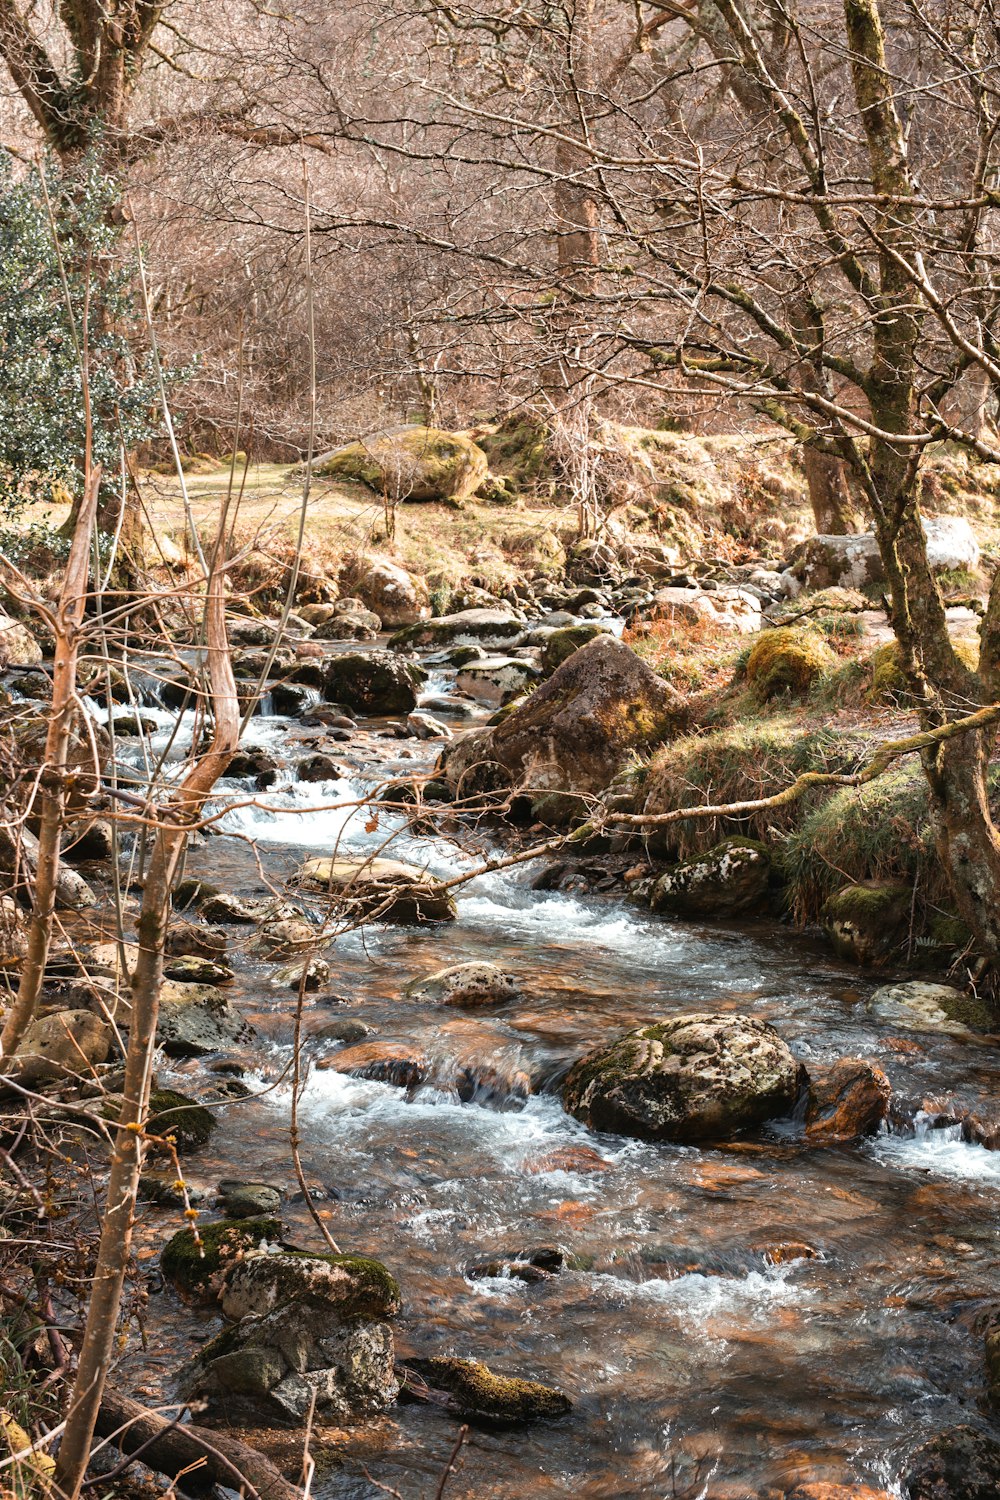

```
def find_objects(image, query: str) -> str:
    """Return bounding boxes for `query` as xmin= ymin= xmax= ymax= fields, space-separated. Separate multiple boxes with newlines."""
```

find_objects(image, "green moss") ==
xmin=745 ymin=627 xmax=837 ymax=700
xmin=161 ymin=1217 xmax=282 ymax=1297
xmin=938 ymin=991 xmax=999 ymax=1033
xmin=541 ymin=623 xmax=606 ymax=675
xmin=404 ymin=1357 xmax=571 ymax=1425
xmin=147 ymin=1089 xmax=216 ymax=1151
xmin=478 ymin=416 xmax=551 ymax=488
xmin=866 ymin=638 xmax=980 ymax=706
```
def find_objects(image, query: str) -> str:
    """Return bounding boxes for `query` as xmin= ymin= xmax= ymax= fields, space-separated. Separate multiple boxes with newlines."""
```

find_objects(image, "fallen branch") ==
xmin=92 ymin=1392 xmax=302 ymax=1500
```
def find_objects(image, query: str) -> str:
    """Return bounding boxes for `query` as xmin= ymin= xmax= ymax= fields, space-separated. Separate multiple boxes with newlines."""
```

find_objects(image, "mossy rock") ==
xmin=161 ymin=1216 xmax=282 ymax=1298
xmin=822 ymin=881 xmax=912 ymax=965
xmin=478 ymin=415 xmax=551 ymax=488
xmin=745 ymin=626 xmax=837 ymax=700
xmin=147 ymin=1089 xmax=217 ymax=1151
xmin=220 ymin=1249 xmax=401 ymax=1322
xmin=540 ymin=623 xmax=608 ymax=675
xmin=650 ymin=837 xmax=771 ymax=918
xmin=402 ymin=1356 xmax=571 ymax=1426
xmin=867 ymin=638 xmax=979 ymax=706
xmin=314 ymin=427 xmax=488 ymax=503
xmin=563 ymin=1012 xmax=799 ymax=1143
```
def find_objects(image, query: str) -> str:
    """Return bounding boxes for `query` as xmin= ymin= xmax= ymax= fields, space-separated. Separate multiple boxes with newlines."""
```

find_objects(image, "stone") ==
xmin=822 ymin=882 xmax=913 ymax=966
xmin=649 ymin=584 xmax=762 ymax=634
xmin=216 ymin=1181 xmax=283 ymax=1218
xmin=867 ymin=981 xmax=998 ymax=1035
xmin=200 ymin=892 xmax=264 ymax=925
xmin=172 ymin=878 xmax=220 ymax=911
xmin=466 ymin=1246 xmax=574 ymax=1283
xmin=147 ymin=1089 xmax=217 ymax=1152
xmin=317 ymin=1041 xmax=430 ymax=1090
xmin=250 ymin=919 xmax=320 ymax=960
xmin=0 ymin=617 xmax=42 ymax=668
xmin=406 ymin=710 xmax=452 ymax=740
xmin=745 ymin=627 xmax=837 ymax=700
xmin=401 ymin=1357 xmax=571 ymax=1426
xmin=390 ymin=607 xmax=525 ymax=651
xmin=407 ymin=962 xmax=521 ymax=1008
xmin=220 ymin=1251 xmax=401 ymax=1323
xmin=163 ymin=955 xmax=234 ymax=985
xmin=157 ymin=981 xmax=255 ymax=1056
xmin=312 ymin=1019 xmax=375 ymax=1045
xmin=783 ymin=516 xmax=980 ymax=596
xmin=352 ymin=558 xmax=430 ymax=627
xmin=312 ymin=610 xmax=380 ymax=642
xmin=227 ymin=747 xmax=280 ymax=787
xmin=295 ymin=857 xmax=456 ymax=924
xmin=804 ymin=1058 xmax=892 ymax=1143
xmin=321 ymin=651 xmax=426 ymax=715
xmin=443 ymin=636 xmax=679 ymax=811
xmin=10 ymin=1009 xmax=111 ymax=1085
xmin=650 ymin=838 xmax=770 ymax=918
xmin=297 ymin=752 xmax=344 ymax=781
xmin=563 ymin=1012 xmax=800 ymax=1143
xmin=314 ymin=425 xmax=488 ymax=502
xmin=903 ymin=1424 xmax=1000 ymax=1500
xmin=64 ymin=818 xmax=114 ymax=862
xmin=165 ymin=920 xmax=228 ymax=961
xmin=161 ymin=1216 xmax=283 ymax=1299
xmin=271 ymin=957 xmax=330 ymax=992
xmin=540 ymin=622 xmax=610 ymax=674
xmin=781 ymin=1486 xmax=893 ymax=1500
xmin=456 ymin=657 xmax=541 ymax=706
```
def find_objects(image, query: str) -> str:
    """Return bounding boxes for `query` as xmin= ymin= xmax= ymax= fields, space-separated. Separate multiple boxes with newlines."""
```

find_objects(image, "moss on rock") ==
xmin=821 ymin=881 xmax=912 ymax=965
xmin=745 ymin=627 xmax=837 ymax=700
xmin=315 ymin=427 xmax=488 ymax=503
xmin=403 ymin=1356 xmax=571 ymax=1426
xmin=540 ymin=623 xmax=608 ymax=676
xmin=161 ymin=1216 xmax=282 ymax=1298
xmin=147 ymin=1089 xmax=217 ymax=1151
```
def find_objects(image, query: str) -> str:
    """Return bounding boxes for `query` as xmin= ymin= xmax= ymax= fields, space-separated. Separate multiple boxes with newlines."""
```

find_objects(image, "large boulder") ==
xmin=295 ymin=856 xmax=457 ymax=924
xmin=783 ymin=516 xmax=979 ymax=595
xmin=563 ymin=1012 xmax=800 ymax=1142
xmin=321 ymin=651 xmax=426 ymax=715
xmin=822 ymin=882 xmax=912 ymax=966
xmin=351 ymin=558 xmax=430 ymax=627
xmin=650 ymin=838 xmax=770 ymax=918
xmin=391 ymin=607 xmax=525 ymax=651
xmin=443 ymin=635 xmax=680 ymax=807
xmin=180 ymin=1251 xmax=399 ymax=1426
xmin=315 ymin=426 xmax=488 ymax=503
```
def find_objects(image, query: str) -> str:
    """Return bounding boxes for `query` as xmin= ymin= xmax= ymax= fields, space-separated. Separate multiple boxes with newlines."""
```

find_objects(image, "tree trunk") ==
xmin=801 ymin=441 xmax=855 ymax=534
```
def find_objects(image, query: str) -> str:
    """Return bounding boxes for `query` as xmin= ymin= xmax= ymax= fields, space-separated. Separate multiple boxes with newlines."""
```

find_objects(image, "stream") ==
xmin=104 ymin=643 xmax=1000 ymax=1500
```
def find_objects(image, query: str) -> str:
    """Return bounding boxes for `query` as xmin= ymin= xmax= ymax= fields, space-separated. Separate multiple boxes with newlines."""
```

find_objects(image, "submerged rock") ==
xmin=903 ymin=1424 xmax=1000 ymax=1500
xmin=804 ymin=1058 xmax=891 ymax=1143
xmin=443 ymin=635 xmax=679 ymax=809
xmin=563 ymin=1013 xmax=800 ymax=1143
xmin=400 ymin=1356 xmax=571 ymax=1427
xmin=407 ymin=961 xmax=521 ymax=1008
xmin=650 ymin=838 xmax=770 ymax=918
xmin=295 ymin=857 xmax=456 ymax=924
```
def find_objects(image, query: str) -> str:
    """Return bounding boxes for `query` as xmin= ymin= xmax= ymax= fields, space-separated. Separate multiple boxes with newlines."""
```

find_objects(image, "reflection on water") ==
xmin=121 ymin=704 xmax=1000 ymax=1500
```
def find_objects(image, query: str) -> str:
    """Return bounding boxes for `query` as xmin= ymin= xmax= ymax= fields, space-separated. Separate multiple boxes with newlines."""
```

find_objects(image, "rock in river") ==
xmin=804 ymin=1057 xmax=891 ymax=1143
xmin=407 ymin=961 xmax=521 ymax=1008
xmin=650 ymin=838 xmax=770 ymax=918
xmin=443 ymin=634 xmax=679 ymax=810
xmin=400 ymin=1356 xmax=571 ymax=1427
xmin=903 ymin=1424 xmax=1000 ymax=1500
xmin=563 ymin=1012 xmax=800 ymax=1143
xmin=295 ymin=856 xmax=456 ymax=924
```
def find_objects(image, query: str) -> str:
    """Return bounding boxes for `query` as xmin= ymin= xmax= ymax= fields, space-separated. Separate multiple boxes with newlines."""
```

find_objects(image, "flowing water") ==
xmin=105 ymin=651 xmax=1000 ymax=1500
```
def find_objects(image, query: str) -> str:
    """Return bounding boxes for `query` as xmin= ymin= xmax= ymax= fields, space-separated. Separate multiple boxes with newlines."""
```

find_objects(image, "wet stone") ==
xmin=400 ymin=1356 xmax=571 ymax=1427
